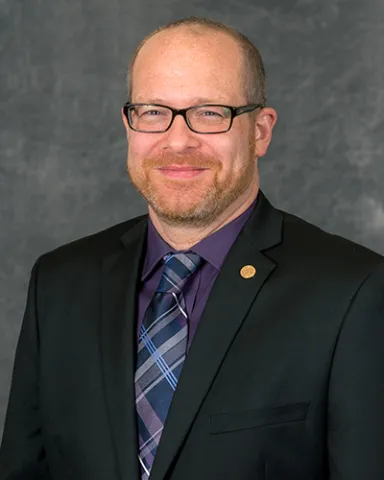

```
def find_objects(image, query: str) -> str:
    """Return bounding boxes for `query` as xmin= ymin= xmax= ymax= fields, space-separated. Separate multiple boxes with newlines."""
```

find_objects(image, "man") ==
xmin=1 ymin=16 xmax=384 ymax=480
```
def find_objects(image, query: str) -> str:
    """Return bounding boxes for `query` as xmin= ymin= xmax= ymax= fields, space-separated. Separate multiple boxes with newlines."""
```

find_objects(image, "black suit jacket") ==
xmin=1 ymin=192 xmax=384 ymax=480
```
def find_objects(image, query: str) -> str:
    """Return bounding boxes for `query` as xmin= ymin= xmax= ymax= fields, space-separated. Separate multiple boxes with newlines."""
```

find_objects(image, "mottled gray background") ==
xmin=1 ymin=0 xmax=384 ymax=438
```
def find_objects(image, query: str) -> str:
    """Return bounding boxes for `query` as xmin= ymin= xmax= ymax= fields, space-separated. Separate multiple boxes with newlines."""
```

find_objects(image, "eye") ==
xmin=200 ymin=110 xmax=223 ymax=117
xmin=141 ymin=109 xmax=164 ymax=116
xmin=192 ymin=106 xmax=229 ymax=120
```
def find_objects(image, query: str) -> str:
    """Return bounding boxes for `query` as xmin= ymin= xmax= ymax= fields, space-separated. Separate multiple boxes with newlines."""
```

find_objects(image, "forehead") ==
xmin=132 ymin=27 xmax=245 ymax=104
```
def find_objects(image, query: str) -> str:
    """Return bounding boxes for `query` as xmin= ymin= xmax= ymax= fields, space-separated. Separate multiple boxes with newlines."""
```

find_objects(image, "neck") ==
xmin=148 ymin=188 xmax=259 ymax=251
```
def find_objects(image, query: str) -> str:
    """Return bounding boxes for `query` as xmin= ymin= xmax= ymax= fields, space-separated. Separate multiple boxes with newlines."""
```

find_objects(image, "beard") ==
xmin=127 ymin=144 xmax=256 ymax=227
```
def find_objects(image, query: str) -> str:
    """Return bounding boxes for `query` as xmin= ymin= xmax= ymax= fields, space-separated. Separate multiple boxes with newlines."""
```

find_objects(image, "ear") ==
xmin=254 ymin=107 xmax=277 ymax=157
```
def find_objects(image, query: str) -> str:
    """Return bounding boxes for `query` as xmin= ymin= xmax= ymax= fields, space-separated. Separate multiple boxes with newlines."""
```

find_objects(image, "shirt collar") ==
xmin=142 ymin=221 xmax=174 ymax=281
xmin=141 ymin=195 xmax=258 ymax=281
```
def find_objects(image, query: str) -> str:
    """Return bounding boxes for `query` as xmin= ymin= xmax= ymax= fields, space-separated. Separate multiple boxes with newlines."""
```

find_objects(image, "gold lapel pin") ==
xmin=240 ymin=265 xmax=256 ymax=279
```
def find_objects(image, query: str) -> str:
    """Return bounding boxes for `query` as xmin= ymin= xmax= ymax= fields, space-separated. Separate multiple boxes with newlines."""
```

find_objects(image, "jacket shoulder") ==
xmin=37 ymin=214 xmax=147 ymax=270
xmin=280 ymin=210 xmax=383 ymax=274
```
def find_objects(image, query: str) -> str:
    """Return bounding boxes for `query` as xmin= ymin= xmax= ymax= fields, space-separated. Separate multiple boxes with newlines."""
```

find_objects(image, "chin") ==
xmin=149 ymin=193 xmax=223 ymax=227
xmin=154 ymin=200 xmax=202 ymax=220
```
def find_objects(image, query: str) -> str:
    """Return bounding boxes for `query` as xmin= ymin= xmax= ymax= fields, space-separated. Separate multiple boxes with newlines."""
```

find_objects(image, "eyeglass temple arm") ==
xmin=233 ymin=104 xmax=264 ymax=116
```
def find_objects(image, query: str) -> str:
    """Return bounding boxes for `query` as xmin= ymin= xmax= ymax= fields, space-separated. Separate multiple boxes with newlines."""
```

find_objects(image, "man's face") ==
xmin=124 ymin=28 xmax=265 ymax=227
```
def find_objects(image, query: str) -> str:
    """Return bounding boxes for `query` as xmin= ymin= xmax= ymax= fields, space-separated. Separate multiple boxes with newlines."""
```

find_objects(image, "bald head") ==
xmin=132 ymin=27 xmax=248 ymax=106
xmin=127 ymin=18 xmax=266 ymax=106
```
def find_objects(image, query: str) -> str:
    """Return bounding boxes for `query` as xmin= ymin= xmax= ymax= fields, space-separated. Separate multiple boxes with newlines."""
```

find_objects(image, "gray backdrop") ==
xmin=1 ymin=0 xmax=383 ymax=438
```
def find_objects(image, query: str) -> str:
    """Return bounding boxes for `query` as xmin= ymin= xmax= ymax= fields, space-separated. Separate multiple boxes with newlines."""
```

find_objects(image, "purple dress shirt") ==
xmin=137 ymin=197 xmax=257 ymax=352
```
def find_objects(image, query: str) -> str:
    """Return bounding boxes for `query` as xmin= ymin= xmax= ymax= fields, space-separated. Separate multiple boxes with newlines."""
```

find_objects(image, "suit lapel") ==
xmin=149 ymin=193 xmax=283 ymax=480
xmin=101 ymin=217 xmax=147 ymax=480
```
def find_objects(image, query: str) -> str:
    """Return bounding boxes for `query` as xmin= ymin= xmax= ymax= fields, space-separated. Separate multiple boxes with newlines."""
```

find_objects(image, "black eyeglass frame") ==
xmin=122 ymin=102 xmax=264 ymax=134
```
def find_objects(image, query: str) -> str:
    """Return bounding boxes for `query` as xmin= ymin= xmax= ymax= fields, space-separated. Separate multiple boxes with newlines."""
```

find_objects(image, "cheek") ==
xmin=128 ymin=135 xmax=155 ymax=163
xmin=213 ymin=139 xmax=244 ymax=174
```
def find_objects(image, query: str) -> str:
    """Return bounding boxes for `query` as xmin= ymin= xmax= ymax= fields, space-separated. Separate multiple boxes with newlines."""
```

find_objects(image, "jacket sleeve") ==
xmin=328 ymin=261 xmax=384 ymax=479
xmin=0 ymin=258 xmax=50 ymax=479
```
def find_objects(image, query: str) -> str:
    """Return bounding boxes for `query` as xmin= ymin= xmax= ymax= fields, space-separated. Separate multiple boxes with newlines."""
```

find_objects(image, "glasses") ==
xmin=123 ymin=102 xmax=264 ymax=134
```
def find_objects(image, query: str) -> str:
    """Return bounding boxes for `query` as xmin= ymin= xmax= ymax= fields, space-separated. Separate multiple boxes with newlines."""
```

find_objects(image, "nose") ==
xmin=162 ymin=114 xmax=200 ymax=153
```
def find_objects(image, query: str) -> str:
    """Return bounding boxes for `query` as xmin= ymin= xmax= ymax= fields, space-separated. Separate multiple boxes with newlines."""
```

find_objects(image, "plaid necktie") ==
xmin=135 ymin=252 xmax=203 ymax=479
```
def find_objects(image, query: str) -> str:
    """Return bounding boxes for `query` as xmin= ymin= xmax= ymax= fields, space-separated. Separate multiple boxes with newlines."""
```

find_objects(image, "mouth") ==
xmin=157 ymin=166 xmax=208 ymax=179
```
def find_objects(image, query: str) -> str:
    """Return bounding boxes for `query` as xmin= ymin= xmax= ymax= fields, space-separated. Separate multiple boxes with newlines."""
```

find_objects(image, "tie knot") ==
xmin=156 ymin=252 xmax=203 ymax=294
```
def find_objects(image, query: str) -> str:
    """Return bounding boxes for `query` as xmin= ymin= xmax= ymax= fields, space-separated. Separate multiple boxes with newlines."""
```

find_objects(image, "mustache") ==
xmin=143 ymin=154 xmax=220 ymax=169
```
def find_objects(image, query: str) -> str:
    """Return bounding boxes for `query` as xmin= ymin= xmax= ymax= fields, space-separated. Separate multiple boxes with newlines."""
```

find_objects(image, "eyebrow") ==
xmin=134 ymin=97 xmax=228 ymax=106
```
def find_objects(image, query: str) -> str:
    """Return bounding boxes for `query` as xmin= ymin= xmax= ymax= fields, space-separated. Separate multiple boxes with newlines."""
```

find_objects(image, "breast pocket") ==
xmin=210 ymin=402 xmax=309 ymax=434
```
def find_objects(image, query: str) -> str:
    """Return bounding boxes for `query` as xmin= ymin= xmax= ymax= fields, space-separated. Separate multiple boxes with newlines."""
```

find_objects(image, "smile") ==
xmin=157 ymin=167 xmax=208 ymax=179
